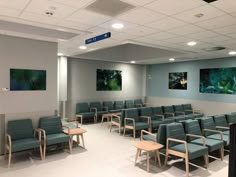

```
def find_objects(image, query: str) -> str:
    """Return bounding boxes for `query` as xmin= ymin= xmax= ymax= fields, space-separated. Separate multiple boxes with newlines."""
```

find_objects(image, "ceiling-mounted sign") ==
xmin=85 ymin=32 xmax=111 ymax=44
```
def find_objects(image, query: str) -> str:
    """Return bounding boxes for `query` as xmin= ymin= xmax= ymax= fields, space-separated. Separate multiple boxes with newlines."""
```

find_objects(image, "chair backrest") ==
xmin=124 ymin=108 xmax=139 ymax=121
xmin=76 ymin=102 xmax=89 ymax=113
xmin=200 ymin=117 xmax=216 ymax=136
xmin=184 ymin=120 xmax=202 ymax=141
xmin=39 ymin=116 xmax=62 ymax=135
xmin=166 ymin=123 xmax=186 ymax=147
xmin=134 ymin=99 xmax=143 ymax=107
xmin=90 ymin=102 xmax=102 ymax=111
xmin=157 ymin=124 xmax=167 ymax=146
xmin=214 ymin=114 xmax=228 ymax=127
xmin=163 ymin=106 xmax=174 ymax=113
xmin=140 ymin=107 xmax=152 ymax=117
xmin=226 ymin=113 xmax=236 ymax=124
xmin=182 ymin=104 xmax=192 ymax=110
xmin=114 ymin=100 xmax=124 ymax=110
xmin=152 ymin=107 xmax=164 ymax=115
xmin=103 ymin=101 xmax=114 ymax=111
xmin=173 ymin=105 xmax=184 ymax=112
xmin=7 ymin=119 xmax=34 ymax=141
xmin=125 ymin=100 xmax=134 ymax=108
xmin=185 ymin=114 xmax=195 ymax=120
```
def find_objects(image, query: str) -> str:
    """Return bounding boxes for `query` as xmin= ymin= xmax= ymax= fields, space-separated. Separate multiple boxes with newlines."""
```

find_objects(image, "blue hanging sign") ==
xmin=85 ymin=32 xmax=111 ymax=44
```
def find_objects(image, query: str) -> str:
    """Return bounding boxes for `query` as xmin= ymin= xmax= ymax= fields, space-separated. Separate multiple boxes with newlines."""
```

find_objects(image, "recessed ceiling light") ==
xmin=187 ymin=41 xmax=197 ymax=46
xmin=169 ymin=58 xmax=175 ymax=61
xmin=131 ymin=61 xmax=136 ymax=63
xmin=229 ymin=51 xmax=236 ymax=55
xmin=79 ymin=46 xmax=87 ymax=50
xmin=112 ymin=23 xmax=124 ymax=29
xmin=57 ymin=53 xmax=63 ymax=56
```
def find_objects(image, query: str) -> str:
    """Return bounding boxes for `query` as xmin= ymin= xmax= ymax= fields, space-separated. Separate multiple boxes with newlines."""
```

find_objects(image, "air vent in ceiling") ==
xmin=85 ymin=0 xmax=136 ymax=17
xmin=203 ymin=46 xmax=226 ymax=51
xmin=203 ymin=0 xmax=218 ymax=3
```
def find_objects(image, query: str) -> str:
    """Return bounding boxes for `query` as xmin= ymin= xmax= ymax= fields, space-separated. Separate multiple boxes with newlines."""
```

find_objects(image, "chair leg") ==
xmin=185 ymin=158 xmax=189 ymax=177
xmin=164 ymin=153 xmax=169 ymax=166
xmin=204 ymin=153 xmax=209 ymax=169
xmin=135 ymin=149 xmax=140 ymax=165
xmin=8 ymin=149 xmax=11 ymax=168
xmin=4 ymin=147 xmax=7 ymax=160
xmin=119 ymin=125 xmax=121 ymax=135
xmin=220 ymin=146 xmax=224 ymax=161
xmin=110 ymin=123 xmax=113 ymax=132
xmin=43 ymin=143 xmax=46 ymax=160
xmin=133 ymin=129 xmax=136 ymax=140
xmin=39 ymin=145 xmax=43 ymax=160
xmin=123 ymin=127 xmax=126 ymax=136
xmin=81 ymin=117 xmax=83 ymax=125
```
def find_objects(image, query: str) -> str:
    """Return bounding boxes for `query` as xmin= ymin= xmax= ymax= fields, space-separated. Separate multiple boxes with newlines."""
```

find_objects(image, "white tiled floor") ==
xmin=0 ymin=123 xmax=229 ymax=177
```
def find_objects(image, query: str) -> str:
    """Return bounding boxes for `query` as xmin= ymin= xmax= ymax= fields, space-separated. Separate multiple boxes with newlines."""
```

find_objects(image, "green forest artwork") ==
xmin=200 ymin=67 xmax=236 ymax=94
xmin=96 ymin=69 xmax=122 ymax=91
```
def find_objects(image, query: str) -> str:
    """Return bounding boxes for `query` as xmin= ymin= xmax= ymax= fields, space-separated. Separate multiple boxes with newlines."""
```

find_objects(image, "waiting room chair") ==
xmin=213 ymin=114 xmax=229 ymax=135
xmin=110 ymin=109 xmax=125 ymax=135
xmin=38 ymin=116 xmax=70 ymax=159
xmin=114 ymin=100 xmax=124 ymax=111
xmin=123 ymin=108 xmax=150 ymax=139
xmin=226 ymin=113 xmax=236 ymax=124
xmin=165 ymin=123 xmax=209 ymax=177
xmin=103 ymin=101 xmax=120 ymax=113
xmin=5 ymin=119 xmax=43 ymax=167
xmin=152 ymin=106 xmax=175 ymax=124
xmin=173 ymin=104 xmax=185 ymax=116
xmin=76 ymin=102 xmax=96 ymax=124
xmin=182 ymin=104 xmax=204 ymax=118
xmin=125 ymin=100 xmax=135 ymax=108
xmin=90 ymin=101 xmax=108 ymax=122
xmin=162 ymin=105 xmax=175 ymax=118
xmin=134 ymin=99 xmax=147 ymax=107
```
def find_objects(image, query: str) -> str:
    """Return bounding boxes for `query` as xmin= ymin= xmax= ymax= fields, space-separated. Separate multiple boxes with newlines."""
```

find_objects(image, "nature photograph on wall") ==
xmin=169 ymin=72 xmax=187 ymax=90
xmin=200 ymin=67 xmax=236 ymax=94
xmin=10 ymin=68 xmax=46 ymax=91
xmin=96 ymin=69 xmax=122 ymax=91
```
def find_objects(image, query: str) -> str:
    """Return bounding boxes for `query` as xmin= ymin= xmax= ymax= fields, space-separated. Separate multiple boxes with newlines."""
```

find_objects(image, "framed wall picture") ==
xmin=169 ymin=72 xmax=187 ymax=90
xmin=200 ymin=67 xmax=236 ymax=94
xmin=96 ymin=69 xmax=122 ymax=91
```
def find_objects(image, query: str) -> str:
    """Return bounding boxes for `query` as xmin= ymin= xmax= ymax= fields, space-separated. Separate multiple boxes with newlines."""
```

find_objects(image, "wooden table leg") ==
xmin=147 ymin=151 xmax=150 ymax=172
xmin=135 ymin=148 xmax=140 ymax=165
xmin=156 ymin=150 xmax=162 ymax=167
xmin=81 ymin=134 xmax=85 ymax=148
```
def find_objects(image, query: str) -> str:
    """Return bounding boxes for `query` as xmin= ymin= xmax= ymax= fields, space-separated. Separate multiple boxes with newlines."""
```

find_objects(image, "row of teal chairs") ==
xmin=141 ymin=114 xmax=235 ymax=177
xmin=5 ymin=116 xmax=72 ymax=167
xmin=110 ymin=104 xmax=203 ymax=138
xmin=75 ymin=99 xmax=146 ymax=124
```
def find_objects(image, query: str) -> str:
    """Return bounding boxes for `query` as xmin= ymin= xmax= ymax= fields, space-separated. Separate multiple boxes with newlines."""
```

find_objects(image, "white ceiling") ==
xmin=0 ymin=0 xmax=236 ymax=64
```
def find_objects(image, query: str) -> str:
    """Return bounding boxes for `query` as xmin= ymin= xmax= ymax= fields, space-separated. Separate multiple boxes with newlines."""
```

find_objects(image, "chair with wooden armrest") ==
xmin=184 ymin=120 xmax=224 ymax=160
xmin=162 ymin=105 xmax=175 ymax=118
xmin=182 ymin=104 xmax=204 ymax=118
xmin=75 ymin=102 xmax=96 ymax=124
xmin=152 ymin=106 xmax=175 ymax=124
xmin=123 ymin=108 xmax=150 ymax=140
xmin=5 ymin=119 xmax=43 ymax=167
xmin=38 ymin=116 xmax=70 ymax=159
xmin=226 ymin=113 xmax=236 ymax=124
xmin=213 ymin=114 xmax=230 ymax=135
xmin=110 ymin=110 xmax=125 ymax=135
xmin=200 ymin=117 xmax=230 ymax=146
xmin=125 ymin=100 xmax=135 ymax=109
xmin=134 ymin=99 xmax=148 ymax=108
xmin=164 ymin=123 xmax=208 ymax=177
xmin=90 ymin=101 xmax=108 ymax=122
xmin=173 ymin=104 xmax=186 ymax=116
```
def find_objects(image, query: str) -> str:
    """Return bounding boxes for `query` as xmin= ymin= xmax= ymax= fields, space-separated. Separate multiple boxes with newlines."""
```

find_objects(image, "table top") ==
xmin=134 ymin=141 xmax=163 ymax=151
xmin=64 ymin=128 xmax=87 ymax=135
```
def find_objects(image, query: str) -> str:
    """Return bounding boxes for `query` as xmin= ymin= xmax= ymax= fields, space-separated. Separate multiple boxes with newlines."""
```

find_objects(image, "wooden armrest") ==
xmin=141 ymin=130 xmax=156 ymax=141
xmin=6 ymin=134 xmax=12 ymax=148
xmin=154 ymin=114 xmax=164 ymax=121
xmin=102 ymin=106 xmax=108 ymax=112
xmin=164 ymin=112 xmax=175 ymax=117
xmin=111 ymin=114 xmax=121 ymax=123
xmin=76 ymin=114 xmax=83 ymax=118
xmin=167 ymin=138 xmax=188 ymax=153
xmin=186 ymin=134 xmax=206 ymax=146
xmin=90 ymin=107 xmax=97 ymax=113
xmin=34 ymin=129 xmax=42 ymax=141
xmin=140 ymin=116 xmax=151 ymax=124
xmin=124 ymin=118 xmax=135 ymax=126
xmin=216 ymin=126 xmax=229 ymax=130
xmin=203 ymin=129 xmax=223 ymax=140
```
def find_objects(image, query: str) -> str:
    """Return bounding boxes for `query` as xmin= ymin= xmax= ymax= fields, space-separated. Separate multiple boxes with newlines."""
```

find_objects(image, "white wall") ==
xmin=66 ymin=58 xmax=146 ymax=117
xmin=0 ymin=35 xmax=57 ymax=154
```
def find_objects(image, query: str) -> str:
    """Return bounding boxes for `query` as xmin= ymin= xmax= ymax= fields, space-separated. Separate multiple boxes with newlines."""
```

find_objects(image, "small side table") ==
xmin=64 ymin=128 xmax=87 ymax=151
xmin=134 ymin=140 xmax=163 ymax=172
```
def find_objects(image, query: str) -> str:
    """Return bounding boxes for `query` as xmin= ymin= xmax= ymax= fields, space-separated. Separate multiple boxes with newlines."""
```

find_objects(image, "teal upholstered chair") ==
xmin=213 ymin=114 xmax=229 ymax=135
xmin=172 ymin=115 xmax=186 ymax=122
xmin=165 ymin=123 xmax=208 ymax=177
xmin=226 ymin=113 xmax=236 ymax=124
xmin=110 ymin=109 xmax=125 ymax=135
xmin=114 ymin=100 xmax=124 ymax=111
xmin=125 ymin=100 xmax=135 ymax=108
xmin=162 ymin=106 xmax=175 ymax=118
xmin=76 ymin=102 xmax=96 ymax=124
xmin=5 ymin=119 xmax=43 ymax=167
xmin=152 ymin=106 xmax=175 ymax=124
xmin=173 ymin=105 xmax=185 ymax=116
xmin=103 ymin=101 xmax=121 ymax=113
xmin=182 ymin=104 xmax=204 ymax=118
xmin=39 ymin=116 xmax=70 ymax=159
xmin=123 ymin=108 xmax=150 ymax=139
xmin=200 ymin=117 xmax=229 ymax=146
xmin=184 ymin=120 xmax=224 ymax=160
xmin=90 ymin=101 xmax=108 ymax=122
xmin=134 ymin=99 xmax=147 ymax=107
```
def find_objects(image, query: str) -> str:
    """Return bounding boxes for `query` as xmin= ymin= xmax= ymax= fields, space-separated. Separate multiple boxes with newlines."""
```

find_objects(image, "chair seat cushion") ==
xmin=207 ymin=134 xmax=229 ymax=146
xmin=142 ymin=135 xmax=156 ymax=142
xmin=97 ymin=111 xmax=108 ymax=116
xmin=222 ymin=130 xmax=229 ymax=135
xmin=170 ymin=143 xmax=208 ymax=160
xmin=79 ymin=112 xmax=95 ymax=118
xmin=151 ymin=120 xmax=163 ymax=127
xmin=109 ymin=110 xmax=121 ymax=113
xmin=163 ymin=118 xmax=175 ymax=124
xmin=127 ymin=122 xmax=149 ymax=130
xmin=190 ymin=138 xmax=223 ymax=152
xmin=12 ymin=138 xmax=40 ymax=152
xmin=46 ymin=133 xmax=70 ymax=145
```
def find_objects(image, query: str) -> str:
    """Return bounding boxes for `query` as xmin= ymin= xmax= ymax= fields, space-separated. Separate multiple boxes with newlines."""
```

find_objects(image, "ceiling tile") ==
xmin=213 ymin=24 xmax=236 ymax=35
xmin=66 ymin=9 xmax=111 ymax=26
xmin=162 ymin=36 xmax=193 ymax=44
xmin=49 ymin=0 xmax=95 ymax=8
xmin=145 ymin=31 xmax=177 ymax=40
xmin=120 ymin=0 xmax=155 ymax=6
xmin=0 ymin=7 xmax=21 ymax=17
xmin=117 ymin=7 xmax=166 ymax=25
xmin=211 ymin=0 xmax=236 ymax=13
xmin=146 ymin=17 xmax=187 ymax=30
xmin=186 ymin=30 xmax=220 ymax=40
xmin=122 ymin=25 xmax=157 ymax=36
xmin=196 ymin=15 xmax=236 ymax=30
xmin=111 ymin=32 xmax=137 ymax=41
xmin=57 ymin=20 xmax=92 ymax=31
xmin=174 ymin=4 xmax=225 ymax=23
xmin=200 ymin=35 xmax=232 ymax=43
xmin=145 ymin=0 xmax=205 ymax=16
xmin=0 ymin=0 xmax=30 ymax=10
xmin=168 ymin=24 xmax=204 ymax=35
xmin=226 ymin=33 xmax=236 ymax=39
xmin=98 ymin=19 xmax=138 ymax=31
xmin=24 ymin=0 xmax=77 ymax=18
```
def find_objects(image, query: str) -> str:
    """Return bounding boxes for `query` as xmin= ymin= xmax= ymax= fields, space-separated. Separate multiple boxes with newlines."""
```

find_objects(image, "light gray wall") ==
xmin=66 ymin=58 xmax=146 ymax=117
xmin=0 ymin=35 xmax=57 ymax=154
